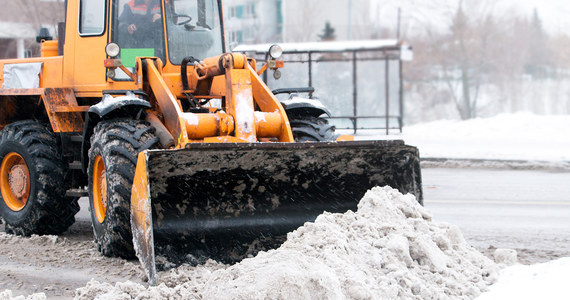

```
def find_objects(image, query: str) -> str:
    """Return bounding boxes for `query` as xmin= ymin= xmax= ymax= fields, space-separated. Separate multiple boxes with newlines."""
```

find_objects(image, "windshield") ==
xmin=114 ymin=0 xmax=166 ymax=68
xmin=165 ymin=0 xmax=224 ymax=64
xmin=113 ymin=0 xmax=223 ymax=70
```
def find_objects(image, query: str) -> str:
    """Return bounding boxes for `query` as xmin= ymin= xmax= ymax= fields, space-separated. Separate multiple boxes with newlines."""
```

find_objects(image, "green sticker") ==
xmin=120 ymin=48 xmax=155 ymax=68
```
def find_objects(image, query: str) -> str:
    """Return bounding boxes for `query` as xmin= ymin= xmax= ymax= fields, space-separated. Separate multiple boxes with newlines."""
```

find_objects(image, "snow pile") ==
xmin=0 ymin=290 xmax=45 ymax=300
xmin=477 ymin=257 xmax=570 ymax=300
xmin=75 ymin=187 xmax=498 ymax=299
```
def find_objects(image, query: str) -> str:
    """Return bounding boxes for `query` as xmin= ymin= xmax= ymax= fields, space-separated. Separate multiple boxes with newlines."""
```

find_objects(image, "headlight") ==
xmin=273 ymin=69 xmax=282 ymax=80
xmin=105 ymin=43 xmax=121 ymax=58
xmin=106 ymin=68 xmax=116 ymax=79
xmin=269 ymin=44 xmax=283 ymax=59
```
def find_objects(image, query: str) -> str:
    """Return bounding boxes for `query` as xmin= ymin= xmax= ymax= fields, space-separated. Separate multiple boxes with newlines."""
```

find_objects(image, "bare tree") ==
xmin=17 ymin=0 xmax=66 ymax=35
xmin=436 ymin=0 xmax=503 ymax=119
xmin=0 ymin=0 xmax=65 ymax=58
xmin=404 ymin=0 xmax=507 ymax=120
xmin=393 ymin=0 xmax=570 ymax=121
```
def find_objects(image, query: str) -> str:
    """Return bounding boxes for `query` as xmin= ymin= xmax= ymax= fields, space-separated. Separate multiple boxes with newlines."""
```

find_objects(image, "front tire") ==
xmin=289 ymin=116 xmax=338 ymax=142
xmin=88 ymin=120 xmax=159 ymax=258
xmin=0 ymin=120 xmax=78 ymax=236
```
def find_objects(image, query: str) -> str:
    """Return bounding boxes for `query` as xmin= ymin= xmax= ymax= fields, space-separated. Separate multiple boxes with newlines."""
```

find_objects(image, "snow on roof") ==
xmin=0 ymin=22 xmax=36 ymax=39
xmin=0 ymin=22 xmax=59 ymax=40
xmin=233 ymin=39 xmax=406 ymax=54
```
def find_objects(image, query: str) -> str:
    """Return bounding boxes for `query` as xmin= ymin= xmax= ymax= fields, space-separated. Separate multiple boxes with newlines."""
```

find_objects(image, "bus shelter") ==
xmin=233 ymin=40 xmax=413 ymax=134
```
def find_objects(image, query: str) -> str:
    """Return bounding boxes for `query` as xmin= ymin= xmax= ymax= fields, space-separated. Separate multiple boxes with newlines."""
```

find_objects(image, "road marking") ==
xmin=427 ymin=199 xmax=570 ymax=206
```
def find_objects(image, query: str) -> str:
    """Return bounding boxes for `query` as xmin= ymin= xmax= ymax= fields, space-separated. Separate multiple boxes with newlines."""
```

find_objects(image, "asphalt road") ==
xmin=71 ymin=167 xmax=570 ymax=264
xmin=422 ymin=168 xmax=570 ymax=264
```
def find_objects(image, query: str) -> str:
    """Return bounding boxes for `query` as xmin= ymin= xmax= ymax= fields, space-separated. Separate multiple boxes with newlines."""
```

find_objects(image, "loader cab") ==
xmin=111 ymin=0 xmax=224 ymax=73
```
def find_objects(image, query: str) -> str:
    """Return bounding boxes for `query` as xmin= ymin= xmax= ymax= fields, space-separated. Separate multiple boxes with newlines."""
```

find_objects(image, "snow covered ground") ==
xmin=1 ymin=113 xmax=568 ymax=299
xmin=477 ymin=257 xmax=570 ymax=300
xmin=350 ymin=112 xmax=570 ymax=163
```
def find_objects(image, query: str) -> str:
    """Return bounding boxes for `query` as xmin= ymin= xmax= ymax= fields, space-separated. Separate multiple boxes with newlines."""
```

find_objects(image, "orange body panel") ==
xmin=209 ymin=76 xmax=226 ymax=97
xmin=0 ymin=56 xmax=63 ymax=88
xmin=40 ymin=41 xmax=59 ymax=57
xmin=41 ymin=88 xmax=85 ymax=133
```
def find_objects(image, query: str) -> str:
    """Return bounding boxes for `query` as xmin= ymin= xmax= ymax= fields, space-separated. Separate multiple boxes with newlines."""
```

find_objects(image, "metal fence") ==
xmin=234 ymin=40 xmax=412 ymax=134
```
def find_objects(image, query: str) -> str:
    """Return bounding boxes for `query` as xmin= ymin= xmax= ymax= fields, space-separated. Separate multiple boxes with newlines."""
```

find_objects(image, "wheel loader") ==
xmin=0 ymin=0 xmax=422 ymax=285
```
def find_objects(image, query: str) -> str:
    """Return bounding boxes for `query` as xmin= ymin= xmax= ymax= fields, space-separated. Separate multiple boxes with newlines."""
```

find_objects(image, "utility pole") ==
xmin=347 ymin=0 xmax=352 ymax=40
xmin=397 ymin=7 xmax=401 ymax=40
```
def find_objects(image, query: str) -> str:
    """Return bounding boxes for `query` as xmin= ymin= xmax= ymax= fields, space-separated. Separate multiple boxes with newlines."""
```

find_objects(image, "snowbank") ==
xmin=404 ymin=113 xmax=570 ymax=162
xmin=353 ymin=113 xmax=570 ymax=163
xmin=75 ymin=187 xmax=498 ymax=299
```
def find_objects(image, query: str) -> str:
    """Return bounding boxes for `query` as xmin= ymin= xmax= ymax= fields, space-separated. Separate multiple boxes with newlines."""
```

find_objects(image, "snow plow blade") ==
xmin=131 ymin=140 xmax=422 ymax=284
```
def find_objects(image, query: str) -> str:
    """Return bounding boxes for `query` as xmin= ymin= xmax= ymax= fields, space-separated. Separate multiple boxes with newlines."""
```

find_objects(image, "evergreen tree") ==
xmin=526 ymin=8 xmax=550 ymax=77
xmin=318 ymin=22 xmax=336 ymax=41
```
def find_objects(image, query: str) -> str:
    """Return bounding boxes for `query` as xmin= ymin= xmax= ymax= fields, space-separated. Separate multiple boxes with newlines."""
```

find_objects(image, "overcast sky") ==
xmin=370 ymin=0 xmax=570 ymax=36
xmin=515 ymin=0 xmax=570 ymax=33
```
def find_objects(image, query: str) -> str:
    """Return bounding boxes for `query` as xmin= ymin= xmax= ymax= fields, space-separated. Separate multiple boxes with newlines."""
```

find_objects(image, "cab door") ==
xmin=66 ymin=0 xmax=110 ymax=95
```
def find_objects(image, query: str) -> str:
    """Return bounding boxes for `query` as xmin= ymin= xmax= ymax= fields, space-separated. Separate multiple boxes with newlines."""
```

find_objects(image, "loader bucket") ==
xmin=131 ymin=140 xmax=422 ymax=284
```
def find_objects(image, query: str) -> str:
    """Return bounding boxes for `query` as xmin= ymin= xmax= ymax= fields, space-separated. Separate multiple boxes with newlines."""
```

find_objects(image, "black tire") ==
xmin=289 ymin=116 xmax=339 ymax=142
xmin=0 ymin=120 xmax=78 ymax=236
xmin=88 ymin=119 xmax=159 ymax=259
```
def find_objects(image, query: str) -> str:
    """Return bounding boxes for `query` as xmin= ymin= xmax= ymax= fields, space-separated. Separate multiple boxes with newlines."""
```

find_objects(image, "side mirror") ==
xmin=36 ymin=27 xmax=53 ymax=43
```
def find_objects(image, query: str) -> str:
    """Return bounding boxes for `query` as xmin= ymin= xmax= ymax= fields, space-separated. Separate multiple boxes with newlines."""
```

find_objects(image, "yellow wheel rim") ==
xmin=0 ymin=152 xmax=31 ymax=211
xmin=92 ymin=155 xmax=107 ymax=224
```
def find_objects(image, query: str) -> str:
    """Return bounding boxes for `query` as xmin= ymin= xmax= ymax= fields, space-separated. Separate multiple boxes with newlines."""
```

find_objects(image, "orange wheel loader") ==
xmin=0 ymin=0 xmax=422 ymax=284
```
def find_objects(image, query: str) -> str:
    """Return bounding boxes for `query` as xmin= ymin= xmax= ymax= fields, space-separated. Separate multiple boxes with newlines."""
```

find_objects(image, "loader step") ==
xmin=66 ymin=188 xmax=88 ymax=198
xmin=68 ymin=161 xmax=82 ymax=170
xmin=70 ymin=135 xmax=83 ymax=143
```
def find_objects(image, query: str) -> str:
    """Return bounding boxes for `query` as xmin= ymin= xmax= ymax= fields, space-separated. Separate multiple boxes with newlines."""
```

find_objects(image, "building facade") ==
xmin=224 ymin=0 xmax=373 ymax=45
xmin=223 ymin=0 xmax=283 ymax=48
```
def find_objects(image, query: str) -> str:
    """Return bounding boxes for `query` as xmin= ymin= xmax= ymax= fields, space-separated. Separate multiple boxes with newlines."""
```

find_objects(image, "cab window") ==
xmin=112 ymin=0 xmax=166 ymax=70
xmin=79 ymin=0 xmax=106 ymax=35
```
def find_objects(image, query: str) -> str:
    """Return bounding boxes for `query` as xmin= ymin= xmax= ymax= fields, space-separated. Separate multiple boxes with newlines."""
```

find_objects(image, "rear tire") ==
xmin=290 ymin=116 xmax=338 ymax=142
xmin=0 ymin=120 xmax=78 ymax=236
xmin=88 ymin=119 xmax=159 ymax=258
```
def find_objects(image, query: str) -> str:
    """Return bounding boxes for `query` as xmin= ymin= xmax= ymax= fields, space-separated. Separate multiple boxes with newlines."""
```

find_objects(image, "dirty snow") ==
xmin=74 ymin=187 xmax=499 ymax=299
xmin=0 ymin=290 xmax=46 ymax=300
xmin=492 ymin=249 xmax=518 ymax=266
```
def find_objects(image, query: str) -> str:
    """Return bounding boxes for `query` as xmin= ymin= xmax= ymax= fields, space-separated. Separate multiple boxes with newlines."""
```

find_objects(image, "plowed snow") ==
xmin=73 ymin=187 xmax=498 ymax=299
